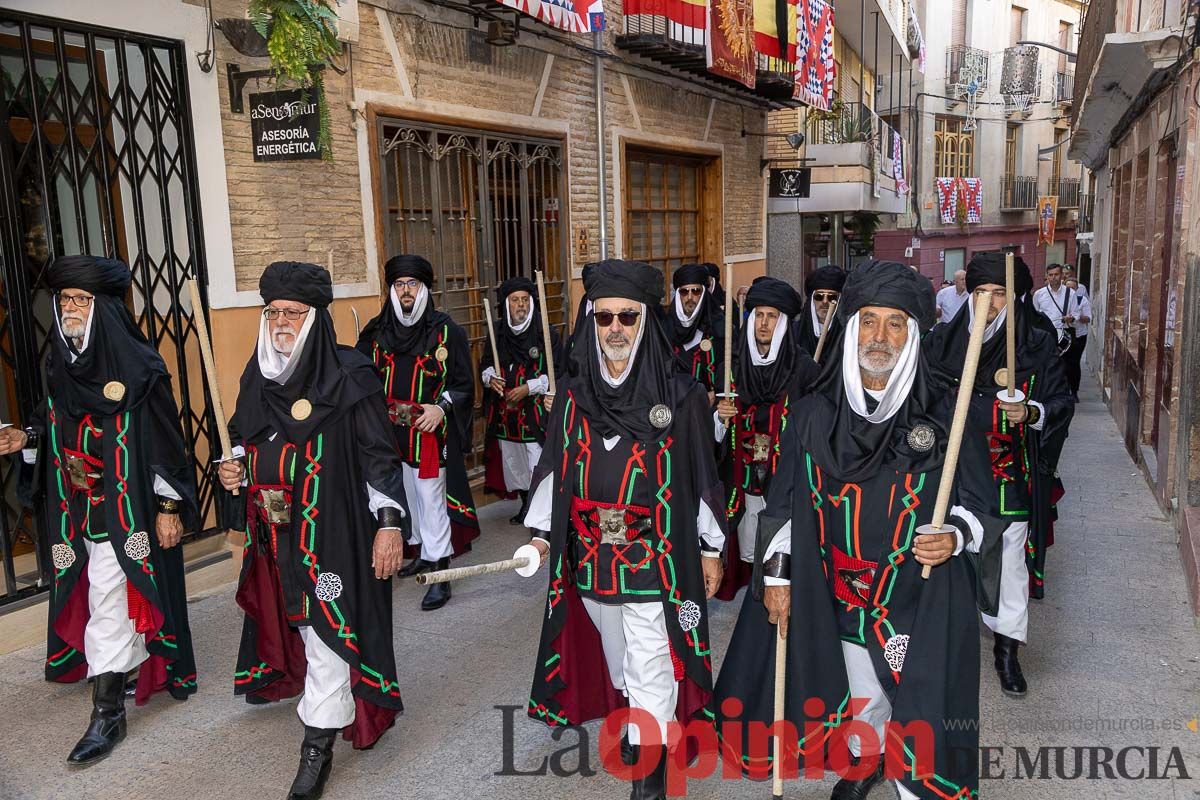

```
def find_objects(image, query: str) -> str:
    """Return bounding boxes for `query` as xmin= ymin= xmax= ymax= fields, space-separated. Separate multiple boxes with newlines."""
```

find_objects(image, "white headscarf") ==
xmin=672 ymin=289 xmax=705 ymax=326
xmin=968 ymin=299 xmax=1008 ymax=344
xmin=257 ymin=307 xmax=316 ymax=384
xmin=747 ymin=309 xmax=789 ymax=366
xmin=55 ymin=308 xmax=96 ymax=363
xmin=506 ymin=294 xmax=534 ymax=334
xmin=593 ymin=302 xmax=647 ymax=387
xmin=392 ymin=283 xmax=429 ymax=327
xmin=841 ymin=311 xmax=921 ymax=423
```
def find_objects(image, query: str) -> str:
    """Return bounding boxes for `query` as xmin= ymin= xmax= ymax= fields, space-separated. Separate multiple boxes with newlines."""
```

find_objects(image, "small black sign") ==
xmin=769 ymin=167 xmax=811 ymax=198
xmin=249 ymin=89 xmax=321 ymax=162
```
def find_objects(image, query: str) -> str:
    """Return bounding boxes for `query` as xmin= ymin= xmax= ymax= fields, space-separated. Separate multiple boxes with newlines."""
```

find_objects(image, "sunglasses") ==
xmin=813 ymin=291 xmax=839 ymax=302
xmin=677 ymin=287 xmax=704 ymax=297
xmin=594 ymin=310 xmax=641 ymax=327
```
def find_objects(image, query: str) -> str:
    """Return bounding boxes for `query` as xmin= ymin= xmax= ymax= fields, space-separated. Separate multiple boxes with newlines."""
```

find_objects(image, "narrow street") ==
xmin=0 ymin=373 xmax=1197 ymax=800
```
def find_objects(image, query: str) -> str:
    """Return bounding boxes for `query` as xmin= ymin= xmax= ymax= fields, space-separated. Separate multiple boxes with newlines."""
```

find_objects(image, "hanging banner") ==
xmin=795 ymin=0 xmax=835 ymax=109
xmin=497 ymin=0 xmax=605 ymax=32
xmin=907 ymin=5 xmax=926 ymax=74
xmin=708 ymin=0 xmax=757 ymax=88
xmin=1037 ymin=196 xmax=1059 ymax=245
xmin=892 ymin=129 xmax=910 ymax=196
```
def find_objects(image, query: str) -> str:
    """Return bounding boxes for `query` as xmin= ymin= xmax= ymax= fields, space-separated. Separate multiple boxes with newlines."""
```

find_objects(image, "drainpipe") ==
xmin=594 ymin=30 xmax=609 ymax=259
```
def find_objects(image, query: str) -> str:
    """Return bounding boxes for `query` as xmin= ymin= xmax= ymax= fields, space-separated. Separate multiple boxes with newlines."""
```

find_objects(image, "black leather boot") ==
xmin=993 ymin=633 xmax=1028 ymax=696
xmin=420 ymin=558 xmax=452 ymax=611
xmin=287 ymin=725 xmax=338 ymax=800
xmin=629 ymin=745 xmax=668 ymax=800
xmin=67 ymin=671 xmax=127 ymax=765
xmin=620 ymin=732 xmax=634 ymax=765
xmin=830 ymin=755 xmax=884 ymax=800
xmin=509 ymin=490 xmax=530 ymax=525
xmin=397 ymin=557 xmax=433 ymax=578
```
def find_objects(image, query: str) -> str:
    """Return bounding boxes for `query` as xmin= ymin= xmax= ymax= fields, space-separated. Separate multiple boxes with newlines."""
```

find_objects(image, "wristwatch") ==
xmin=157 ymin=497 xmax=181 ymax=515
xmin=435 ymin=397 xmax=453 ymax=417
xmin=1025 ymin=403 xmax=1041 ymax=427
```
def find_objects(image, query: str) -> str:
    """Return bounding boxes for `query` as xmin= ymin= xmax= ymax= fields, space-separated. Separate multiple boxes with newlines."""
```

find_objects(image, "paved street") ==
xmin=0 ymin=373 xmax=1197 ymax=800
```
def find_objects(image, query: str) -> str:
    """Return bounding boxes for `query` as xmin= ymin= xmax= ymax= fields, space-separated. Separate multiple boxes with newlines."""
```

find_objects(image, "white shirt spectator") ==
xmin=1033 ymin=284 xmax=1073 ymax=335
xmin=935 ymin=285 xmax=969 ymax=322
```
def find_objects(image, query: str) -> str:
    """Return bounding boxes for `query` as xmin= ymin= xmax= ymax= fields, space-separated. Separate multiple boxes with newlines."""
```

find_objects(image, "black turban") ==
xmin=584 ymin=259 xmax=664 ymax=307
xmin=672 ymin=262 xmax=710 ymax=289
xmin=744 ymin=276 xmax=802 ymax=318
xmin=838 ymin=260 xmax=936 ymax=333
xmin=967 ymin=252 xmax=1033 ymax=297
xmin=498 ymin=275 xmax=537 ymax=302
xmin=47 ymin=255 xmax=132 ymax=297
xmin=259 ymin=261 xmax=333 ymax=308
xmin=384 ymin=254 xmax=434 ymax=288
xmin=805 ymin=264 xmax=848 ymax=295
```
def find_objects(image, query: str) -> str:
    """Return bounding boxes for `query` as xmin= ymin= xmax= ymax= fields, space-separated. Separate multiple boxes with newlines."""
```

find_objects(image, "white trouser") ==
xmin=296 ymin=626 xmax=355 ymax=729
xmin=980 ymin=521 xmax=1031 ymax=642
xmin=499 ymin=440 xmax=541 ymax=493
xmin=582 ymin=598 xmax=677 ymax=746
xmin=842 ymin=642 xmax=918 ymax=800
xmin=83 ymin=539 xmax=148 ymax=677
xmin=401 ymin=464 xmax=452 ymax=561
xmin=737 ymin=494 xmax=766 ymax=563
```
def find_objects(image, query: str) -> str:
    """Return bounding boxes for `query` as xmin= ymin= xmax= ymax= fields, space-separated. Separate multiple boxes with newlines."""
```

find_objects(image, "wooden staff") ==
xmin=772 ymin=625 xmax=787 ymax=799
xmin=186 ymin=279 xmax=237 ymax=497
xmin=721 ymin=264 xmax=735 ymax=397
xmin=416 ymin=544 xmax=541 ymax=584
xmin=535 ymin=270 xmax=557 ymax=396
xmin=351 ymin=306 xmax=361 ymax=340
xmin=919 ymin=291 xmax=992 ymax=579
xmin=1004 ymin=253 xmax=1016 ymax=395
xmin=812 ymin=299 xmax=839 ymax=363
xmin=482 ymin=297 xmax=504 ymax=388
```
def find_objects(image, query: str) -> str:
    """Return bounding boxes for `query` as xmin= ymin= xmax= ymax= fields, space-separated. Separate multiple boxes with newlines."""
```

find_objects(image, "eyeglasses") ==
xmin=58 ymin=293 xmax=94 ymax=309
xmin=392 ymin=279 xmax=423 ymax=290
xmin=263 ymin=307 xmax=310 ymax=321
xmin=594 ymin=310 xmax=641 ymax=327
xmin=812 ymin=291 xmax=839 ymax=302
xmin=677 ymin=287 xmax=704 ymax=297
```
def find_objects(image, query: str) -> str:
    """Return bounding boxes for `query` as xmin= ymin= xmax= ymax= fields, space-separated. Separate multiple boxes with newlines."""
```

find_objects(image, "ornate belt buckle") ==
xmin=389 ymin=401 xmax=415 ymax=427
xmin=751 ymin=433 xmax=771 ymax=463
xmin=596 ymin=507 xmax=629 ymax=546
xmin=64 ymin=454 xmax=98 ymax=490
xmin=257 ymin=489 xmax=292 ymax=525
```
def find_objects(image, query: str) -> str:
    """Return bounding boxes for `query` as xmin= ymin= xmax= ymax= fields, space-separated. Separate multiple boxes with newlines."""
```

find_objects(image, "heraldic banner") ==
xmin=1037 ymin=195 xmax=1059 ymax=245
xmin=708 ymin=0 xmax=757 ymax=87
xmin=795 ymin=0 xmax=835 ymax=109
xmin=499 ymin=0 xmax=605 ymax=33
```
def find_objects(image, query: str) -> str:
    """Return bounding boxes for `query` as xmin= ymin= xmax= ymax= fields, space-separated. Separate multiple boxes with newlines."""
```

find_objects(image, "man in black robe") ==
xmin=481 ymin=276 xmax=563 ymax=523
xmin=218 ymin=262 xmax=410 ymax=800
xmin=0 ymin=256 xmax=198 ymax=765
xmin=923 ymin=252 xmax=1073 ymax=697
xmin=715 ymin=260 xmax=981 ymax=800
xmin=797 ymin=264 xmax=847 ymax=360
xmin=664 ymin=262 xmax=725 ymax=398
xmin=524 ymin=259 xmax=727 ymax=800
xmin=712 ymin=277 xmax=816 ymax=600
xmin=355 ymin=254 xmax=479 ymax=611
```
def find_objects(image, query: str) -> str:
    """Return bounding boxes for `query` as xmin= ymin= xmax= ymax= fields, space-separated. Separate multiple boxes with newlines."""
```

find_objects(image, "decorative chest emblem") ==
xmin=907 ymin=424 xmax=935 ymax=452
xmin=677 ymin=600 xmax=702 ymax=631
xmin=596 ymin=507 xmax=628 ymax=546
xmin=291 ymin=398 xmax=312 ymax=421
xmin=699 ymin=338 xmax=713 ymax=353
xmin=51 ymin=543 xmax=76 ymax=571
xmin=529 ymin=346 xmax=540 ymax=359
xmin=435 ymin=345 xmax=449 ymax=363
xmin=123 ymin=530 xmax=151 ymax=562
xmin=648 ymin=404 xmax=672 ymax=428
xmin=883 ymin=634 xmax=910 ymax=673
xmin=103 ymin=381 xmax=126 ymax=401
xmin=314 ymin=572 xmax=343 ymax=602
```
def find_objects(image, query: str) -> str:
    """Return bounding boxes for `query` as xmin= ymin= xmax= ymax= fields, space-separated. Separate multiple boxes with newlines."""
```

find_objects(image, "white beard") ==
xmin=858 ymin=342 xmax=901 ymax=378
xmin=600 ymin=335 xmax=633 ymax=362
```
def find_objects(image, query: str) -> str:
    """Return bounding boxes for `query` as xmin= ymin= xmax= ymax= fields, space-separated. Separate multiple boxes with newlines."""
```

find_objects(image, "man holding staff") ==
xmin=0 ymin=255 xmax=199 ymax=765
xmin=356 ymin=254 xmax=479 ymax=611
xmin=712 ymin=277 xmax=816 ymax=600
xmin=523 ymin=259 xmax=727 ymax=800
xmin=796 ymin=265 xmax=847 ymax=362
xmin=663 ymin=262 xmax=726 ymax=399
xmin=924 ymin=253 xmax=1073 ymax=696
xmin=481 ymin=276 xmax=562 ymax=524
xmin=216 ymin=262 xmax=410 ymax=800
xmin=715 ymin=261 xmax=981 ymax=800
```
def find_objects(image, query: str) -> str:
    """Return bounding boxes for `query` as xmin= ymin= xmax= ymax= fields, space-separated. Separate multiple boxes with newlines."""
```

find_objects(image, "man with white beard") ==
xmin=524 ymin=259 xmax=727 ymax=800
xmin=0 ymin=255 xmax=199 ymax=765
xmin=219 ymin=261 xmax=410 ymax=800
xmin=481 ymin=277 xmax=562 ymax=524
xmin=716 ymin=261 xmax=981 ymax=800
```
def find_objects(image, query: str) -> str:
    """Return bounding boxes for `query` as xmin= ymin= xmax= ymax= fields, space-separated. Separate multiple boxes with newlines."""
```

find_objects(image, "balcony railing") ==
xmin=806 ymin=101 xmax=876 ymax=145
xmin=1056 ymin=70 xmax=1074 ymax=104
xmin=945 ymin=45 xmax=991 ymax=99
xmin=1001 ymin=174 xmax=1039 ymax=210
xmin=1049 ymin=176 xmax=1082 ymax=208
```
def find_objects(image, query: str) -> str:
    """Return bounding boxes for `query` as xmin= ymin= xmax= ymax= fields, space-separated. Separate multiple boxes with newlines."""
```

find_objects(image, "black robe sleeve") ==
xmin=145 ymin=380 xmax=200 ymax=531
xmin=1032 ymin=346 xmax=1074 ymax=473
xmin=444 ymin=322 xmax=475 ymax=453
xmin=217 ymin=421 xmax=248 ymax=534
xmin=353 ymin=390 xmax=412 ymax=541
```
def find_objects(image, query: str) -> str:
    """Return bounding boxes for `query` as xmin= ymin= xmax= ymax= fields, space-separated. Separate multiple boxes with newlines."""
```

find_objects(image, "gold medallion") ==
xmin=435 ymin=345 xmax=449 ymax=363
xmin=993 ymin=368 xmax=1009 ymax=388
xmin=699 ymin=339 xmax=713 ymax=353
xmin=291 ymin=398 xmax=313 ymax=421
xmin=103 ymin=381 xmax=126 ymax=402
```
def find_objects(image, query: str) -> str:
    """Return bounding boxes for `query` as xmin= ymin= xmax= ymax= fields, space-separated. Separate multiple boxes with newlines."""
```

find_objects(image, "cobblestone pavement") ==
xmin=0 ymin=374 xmax=1197 ymax=800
